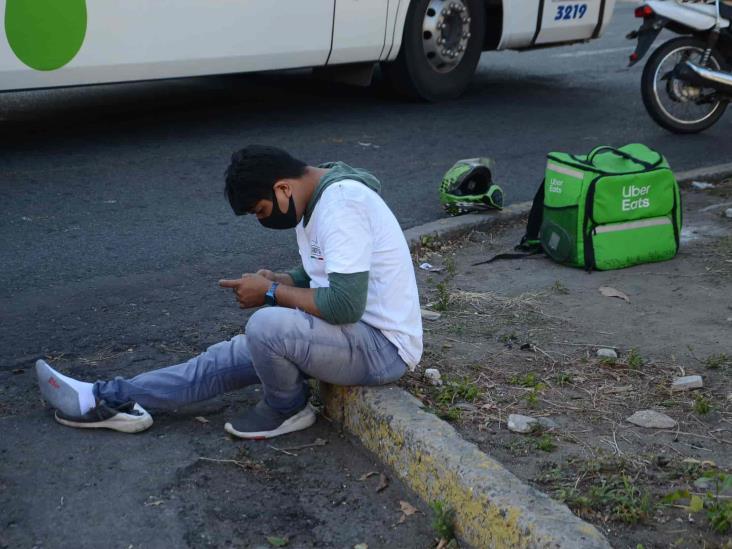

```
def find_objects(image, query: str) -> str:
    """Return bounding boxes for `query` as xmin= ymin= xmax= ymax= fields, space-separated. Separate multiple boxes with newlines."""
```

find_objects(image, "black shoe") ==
xmin=224 ymin=400 xmax=316 ymax=440
xmin=55 ymin=400 xmax=153 ymax=433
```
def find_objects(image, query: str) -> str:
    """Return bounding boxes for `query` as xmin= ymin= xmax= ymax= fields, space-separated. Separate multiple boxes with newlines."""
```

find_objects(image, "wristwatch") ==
xmin=264 ymin=281 xmax=280 ymax=306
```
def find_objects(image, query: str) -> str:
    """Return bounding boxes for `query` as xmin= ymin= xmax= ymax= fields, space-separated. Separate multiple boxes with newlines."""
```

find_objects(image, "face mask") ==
xmin=258 ymin=188 xmax=298 ymax=230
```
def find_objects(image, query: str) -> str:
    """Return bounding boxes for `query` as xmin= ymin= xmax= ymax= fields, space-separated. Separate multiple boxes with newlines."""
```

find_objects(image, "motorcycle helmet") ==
xmin=439 ymin=157 xmax=504 ymax=216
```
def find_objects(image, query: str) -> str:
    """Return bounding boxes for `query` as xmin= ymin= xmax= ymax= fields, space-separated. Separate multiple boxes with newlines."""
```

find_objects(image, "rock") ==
xmin=691 ymin=181 xmax=715 ymax=190
xmin=507 ymin=414 xmax=557 ymax=433
xmin=420 ymin=308 xmax=441 ymax=321
xmin=725 ymin=208 xmax=732 ymax=219
xmin=671 ymin=375 xmax=703 ymax=392
xmin=424 ymin=368 xmax=443 ymax=386
xmin=508 ymin=414 xmax=537 ymax=433
xmin=626 ymin=410 xmax=677 ymax=429
xmin=694 ymin=477 xmax=714 ymax=491
xmin=537 ymin=417 xmax=558 ymax=430
xmin=597 ymin=348 xmax=618 ymax=359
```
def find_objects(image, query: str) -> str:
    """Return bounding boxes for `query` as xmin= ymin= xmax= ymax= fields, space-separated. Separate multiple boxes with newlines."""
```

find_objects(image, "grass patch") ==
xmin=704 ymin=353 xmax=731 ymax=370
xmin=693 ymin=394 xmax=712 ymax=416
xmin=551 ymin=280 xmax=570 ymax=295
xmin=626 ymin=348 xmax=644 ymax=370
xmin=430 ymin=500 xmax=455 ymax=541
xmin=554 ymin=372 xmax=573 ymax=386
xmin=433 ymin=282 xmax=451 ymax=312
xmin=509 ymin=372 xmax=544 ymax=389
xmin=431 ymin=377 xmax=481 ymax=422
xmin=558 ymin=474 xmax=653 ymax=525
xmin=420 ymin=234 xmax=442 ymax=252
xmin=663 ymin=471 xmax=732 ymax=534
xmin=436 ymin=377 xmax=481 ymax=404
xmin=534 ymin=434 xmax=557 ymax=453
xmin=444 ymin=255 xmax=457 ymax=277
xmin=524 ymin=390 xmax=540 ymax=408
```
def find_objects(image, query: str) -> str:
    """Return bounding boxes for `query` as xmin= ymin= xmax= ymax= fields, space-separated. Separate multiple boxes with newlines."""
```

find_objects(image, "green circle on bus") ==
xmin=5 ymin=0 xmax=87 ymax=71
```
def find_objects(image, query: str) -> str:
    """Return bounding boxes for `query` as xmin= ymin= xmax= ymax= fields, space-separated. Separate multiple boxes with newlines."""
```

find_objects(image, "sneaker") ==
xmin=54 ymin=401 xmax=153 ymax=433
xmin=224 ymin=400 xmax=316 ymax=440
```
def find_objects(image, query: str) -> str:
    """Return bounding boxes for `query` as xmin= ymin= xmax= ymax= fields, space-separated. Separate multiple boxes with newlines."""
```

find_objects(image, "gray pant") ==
xmin=94 ymin=307 xmax=407 ymax=414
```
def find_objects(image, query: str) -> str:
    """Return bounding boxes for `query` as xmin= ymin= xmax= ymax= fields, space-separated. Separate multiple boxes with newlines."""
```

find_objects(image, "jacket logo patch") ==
xmin=310 ymin=241 xmax=324 ymax=261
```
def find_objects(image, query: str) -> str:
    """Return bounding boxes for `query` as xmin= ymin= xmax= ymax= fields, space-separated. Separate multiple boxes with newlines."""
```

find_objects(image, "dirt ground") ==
xmin=407 ymin=182 xmax=732 ymax=549
xmin=0 ymin=337 xmax=436 ymax=549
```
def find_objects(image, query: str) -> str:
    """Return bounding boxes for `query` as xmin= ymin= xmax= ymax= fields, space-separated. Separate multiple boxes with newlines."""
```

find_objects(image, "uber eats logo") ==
xmin=621 ymin=184 xmax=651 ymax=211
xmin=548 ymin=178 xmax=563 ymax=193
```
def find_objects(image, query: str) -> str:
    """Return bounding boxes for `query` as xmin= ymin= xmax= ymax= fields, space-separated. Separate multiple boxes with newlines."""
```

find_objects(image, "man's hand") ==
xmin=255 ymin=269 xmax=277 ymax=281
xmin=254 ymin=269 xmax=295 ymax=286
xmin=219 ymin=274 xmax=272 ymax=309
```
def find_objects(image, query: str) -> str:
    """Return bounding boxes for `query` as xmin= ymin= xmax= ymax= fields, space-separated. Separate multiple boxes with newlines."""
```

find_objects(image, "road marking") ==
xmin=553 ymin=46 xmax=634 ymax=58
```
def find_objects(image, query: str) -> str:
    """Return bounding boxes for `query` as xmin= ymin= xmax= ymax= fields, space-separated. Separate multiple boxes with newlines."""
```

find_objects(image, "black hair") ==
xmin=224 ymin=145 xmax=308 ymax=215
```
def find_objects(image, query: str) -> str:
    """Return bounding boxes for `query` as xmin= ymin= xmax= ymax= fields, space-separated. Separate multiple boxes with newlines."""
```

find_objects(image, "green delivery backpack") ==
xmin=519 ymin=144 xmax=682 ymax=271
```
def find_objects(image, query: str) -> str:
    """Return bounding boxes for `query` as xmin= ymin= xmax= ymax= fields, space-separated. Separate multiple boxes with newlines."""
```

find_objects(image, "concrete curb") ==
xmin=675 ymin=162 xmax=732 ymax=185
xmin=321 ymin=384 xmax=611 ymax=548
xmin=321 ymin=162 xmax=732 ymax=548
xmin=403 ymin=201 xmax=533 ymax=252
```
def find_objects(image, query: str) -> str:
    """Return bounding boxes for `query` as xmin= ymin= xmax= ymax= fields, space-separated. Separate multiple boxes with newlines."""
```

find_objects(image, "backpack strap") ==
xmin=517 ymin=180 xmax=545 ymax=251
xmin=472 ymin=179 xmax=545 ymax=266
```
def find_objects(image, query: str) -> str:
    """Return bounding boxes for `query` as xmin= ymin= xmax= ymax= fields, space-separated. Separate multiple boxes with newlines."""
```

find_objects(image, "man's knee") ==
xmin=246 ymin=307 xmax=307 ymax=350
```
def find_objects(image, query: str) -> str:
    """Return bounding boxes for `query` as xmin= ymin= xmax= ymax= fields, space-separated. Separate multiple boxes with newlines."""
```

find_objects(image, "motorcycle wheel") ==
xmin=641 ymin=36 xmax=728 ymax=134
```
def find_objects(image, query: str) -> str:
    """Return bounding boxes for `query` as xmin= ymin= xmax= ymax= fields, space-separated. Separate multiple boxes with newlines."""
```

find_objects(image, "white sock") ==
xmin=48 ymin=365 xmax=96 ymax=415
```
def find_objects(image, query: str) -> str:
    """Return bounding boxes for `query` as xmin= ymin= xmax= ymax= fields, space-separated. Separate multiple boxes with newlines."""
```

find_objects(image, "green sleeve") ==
xmin=286 ymin=265 xmax=311 ymax=288
xmin=314 ymin=271 xmax=369 ymax=325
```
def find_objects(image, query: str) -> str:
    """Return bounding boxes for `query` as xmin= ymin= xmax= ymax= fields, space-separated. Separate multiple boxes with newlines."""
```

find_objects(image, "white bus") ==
xmin=1 ymin=0 xmax=616 ymax=101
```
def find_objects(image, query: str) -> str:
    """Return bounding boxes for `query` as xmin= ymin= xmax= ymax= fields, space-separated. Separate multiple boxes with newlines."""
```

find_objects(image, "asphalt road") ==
xmin=2 ymin=4 xmax=732 ymax=357
xmin=1 ymin=3 xmax=731 ymax=547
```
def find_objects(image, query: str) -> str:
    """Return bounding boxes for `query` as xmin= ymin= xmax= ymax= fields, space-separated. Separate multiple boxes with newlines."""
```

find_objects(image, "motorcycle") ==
xmin=628 ymin=0 xmax=732 ymax=133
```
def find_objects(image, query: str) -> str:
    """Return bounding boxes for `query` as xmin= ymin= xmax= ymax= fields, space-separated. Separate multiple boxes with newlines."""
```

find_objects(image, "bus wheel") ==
xmin=382 ymin=0 xmax=485 ymax=101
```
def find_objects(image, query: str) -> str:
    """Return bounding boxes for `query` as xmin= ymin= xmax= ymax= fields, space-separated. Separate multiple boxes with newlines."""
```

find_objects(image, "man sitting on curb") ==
xmin=35 ymin=145 xmax=423 ymax=439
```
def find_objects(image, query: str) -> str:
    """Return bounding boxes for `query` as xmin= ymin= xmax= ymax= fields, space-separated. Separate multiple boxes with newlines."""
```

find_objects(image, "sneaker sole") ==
xmin=224 ymin=405 xmax=317 ymax=440
xmin=54 ymin=405 xmax=153 ymax=434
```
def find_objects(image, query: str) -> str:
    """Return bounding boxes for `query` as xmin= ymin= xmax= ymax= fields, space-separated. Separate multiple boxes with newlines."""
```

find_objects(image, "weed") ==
xmin=668 ymin=460 xmax=702 ymax=481
xmin=509 ymin=372 xmax=544 ymax=389
xmin=563 ymin=475 xmax=652 ymax=524
xmin=554 ymin=372 xmax=573 ymax=386
xmin=429 ymin=500 xmax=455 ymax=541
xmin=704 ymin=353 xmax=731 ymax=370
xmin=420 ymin=234 xmax=441 ymax=252
xmin=438 ymin=407 xmax=461 ymax=422
xmin=705 ymin=472 xmax=732 ymax=534
xmin=663 ymin=472 xmax=732 ymax=534
xmin=433 ymin=282 xmax=451 ymax=312
xmin=536 ymin=463 xmax=564 ymax=484
xmin=599 ymin=357 xmax=617 ymax=367
xmin=444 ymin=255 xmax=457 ymax=277
xmin=534 ymin=434 xmax=557 ymax=452
xmin=506 ymin=438 xmax=531 ymax=457
xmin=626 ymin=348 xmax=645 ymax=370
xmin=449 ymin=322 xmax=466 ymax=336
xmin=437 ymin=378 xmax=481 ymax=404
xmin=551 ymin=280 xmax=570 ymax=295
xmin=525 ymin=390 xmax=539 ymax=408
xmin=693 ymin=394 xmax=712 ymax=416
